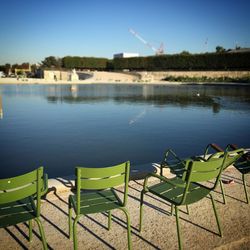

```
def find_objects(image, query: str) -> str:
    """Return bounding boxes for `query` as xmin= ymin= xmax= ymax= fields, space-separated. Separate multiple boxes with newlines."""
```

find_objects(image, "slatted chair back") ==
xmin=224 ymin=148 xmax=245 ymax=168
xmin=187 ymin=157 xmax=226 ymax=184
xmin=206 ymin=151 xmax=225 ymax=160
xmin=179 ymin=156 xmax=227 ymax=205
xmin=0 ymin=167 xmax=44 ymax=216
xmin=225 ymin=143 xmax=250 ymax=174
xmin=205 ymin=148 xmax=244 ymax=170
xmin=75 ymin=161 xmax=130 ymax=214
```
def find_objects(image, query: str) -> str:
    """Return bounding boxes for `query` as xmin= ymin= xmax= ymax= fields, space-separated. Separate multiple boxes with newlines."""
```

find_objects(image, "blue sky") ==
xmin=0 ymin=0 xmax=249 ymax=64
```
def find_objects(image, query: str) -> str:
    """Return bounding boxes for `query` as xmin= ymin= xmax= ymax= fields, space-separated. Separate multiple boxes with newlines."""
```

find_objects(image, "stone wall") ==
xmin=138 ymin=71 xmax=250 ymax=81
xmin=43 ymin=70 xmax=79 ymax=81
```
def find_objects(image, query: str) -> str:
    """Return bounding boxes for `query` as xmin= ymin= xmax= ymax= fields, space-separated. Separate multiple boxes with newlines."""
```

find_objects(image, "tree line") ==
xmin=40 ymin=52 xmax=250 ymax=71
xmin=0 ymin=63 xmax=37 ymax=76
xmin=1 ymin=50 xmax=250 ymax=74
xmin=113 ymin=52 xmax=250 ymax=71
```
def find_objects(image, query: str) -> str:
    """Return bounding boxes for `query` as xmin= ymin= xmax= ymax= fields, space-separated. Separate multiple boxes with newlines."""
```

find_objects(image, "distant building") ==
xmin=43 ymin=69 xmax=79 ymax=81
xmin=113 ymin=53 xmax=139 ymax=59
xmin=227 ymin=48 xmax=250 ymax=53
xmin=14 ymin=63 xmax=31 ymax=75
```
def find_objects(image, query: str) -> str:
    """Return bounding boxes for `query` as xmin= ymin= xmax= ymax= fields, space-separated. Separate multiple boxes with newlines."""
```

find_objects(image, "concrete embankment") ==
xmin=137 ymin=70 xmax=250 ymax=81
xmin=46 ymin=163 xmax=159 ymax=198
xmin=0 ymin=70 xmax=250 ymax=85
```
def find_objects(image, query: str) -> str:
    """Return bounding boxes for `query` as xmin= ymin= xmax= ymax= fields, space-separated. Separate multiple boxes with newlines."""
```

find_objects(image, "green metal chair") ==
xmin=160 ymin=144 xmax=244 ymax=204
xmin=225 ymin=144 xmax=250 ymax=204
xmin=68 ymin=161 xmax=132 ymax=250
xmin=202 ymin=144 xmax=244 ymax=204
xmin=140 ymin=155 xmax=229 ymax=250
xmin=160 ymin=144 xmax=226 ymax=178
xmin=0 ymin=167 xmax=48 ymax=250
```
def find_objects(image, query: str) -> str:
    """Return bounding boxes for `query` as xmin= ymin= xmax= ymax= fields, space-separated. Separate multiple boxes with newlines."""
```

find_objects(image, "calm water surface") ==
xmin=0 ymin=84 xmax=250 ymax=178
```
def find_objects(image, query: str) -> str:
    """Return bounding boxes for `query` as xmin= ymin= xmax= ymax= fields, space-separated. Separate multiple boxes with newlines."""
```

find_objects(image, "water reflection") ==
xmin=0 ymin=84 xmax=250 ymax=179
xmin=43 ymin=84 xmax=250 ymax=114
xmin=70 ymin=84 xmax=78 ymax=98
xmin=0 ymin=95 xmax=3 ymax=119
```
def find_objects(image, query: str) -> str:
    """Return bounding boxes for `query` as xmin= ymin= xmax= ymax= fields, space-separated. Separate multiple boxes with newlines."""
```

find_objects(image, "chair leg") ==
xmin=219 ymin=180 xmax=226 ymax=204
xmin=242 ymin=174 xmax=249 ymax=204
xmin=69 ymin=201 xmax=73 ymax=239
xmin=34 ymin=217 xmax=48 ymax=250
xmin=29 ymin=219 xmax=33 ymax=242
xmin=171 ymin=204 xmax=174 ymax=216
xmin=175 ymin=206 xmax=183 ymax=250
xmin=108 ymin=211 xmax=112 ymax=230
xmin=139 ymin=191 xmax=145 ymax=232
xmin=118 ymin=207 xmax=132 ymax=250
xmin=73 ymin=215 xmax=81 ymax=250
xmin=210 ymin=193 xmax=222 ymax=237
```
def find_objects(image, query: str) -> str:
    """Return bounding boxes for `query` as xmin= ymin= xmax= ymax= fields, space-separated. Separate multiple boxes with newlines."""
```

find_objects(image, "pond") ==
xmin=0 ymin=83 xmax=250 ymax=178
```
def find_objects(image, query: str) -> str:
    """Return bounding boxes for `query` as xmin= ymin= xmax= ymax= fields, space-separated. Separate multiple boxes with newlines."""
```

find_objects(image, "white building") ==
xmin=0 ymin=71 xmax=5 ymax=77
xmin=113 ymin=52 xmax=139 ymax=59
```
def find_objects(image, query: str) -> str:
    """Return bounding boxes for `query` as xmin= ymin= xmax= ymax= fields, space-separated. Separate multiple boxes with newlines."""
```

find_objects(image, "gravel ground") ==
xmin=1 ymin=167 xmax=249 ymax=250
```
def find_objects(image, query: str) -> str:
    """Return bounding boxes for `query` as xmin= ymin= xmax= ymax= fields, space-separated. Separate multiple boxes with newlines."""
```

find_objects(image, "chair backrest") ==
xmin=0 ymin=167 xmax=44 ymax=216
xmin=187 ymin=157 xmax=226 ymax=184
xmin=179 ymin=155 xmax=228 ymax=205
xmin=224 ymin=148 xmax=245 ymax=168
xmin=75 ymin=161 xmax=130 ymax=212
xmin=207 ymin=148 xmax=244 ymax=169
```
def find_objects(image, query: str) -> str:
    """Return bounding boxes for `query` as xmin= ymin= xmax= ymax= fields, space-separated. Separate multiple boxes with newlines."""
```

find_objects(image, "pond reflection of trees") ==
xmin=46 ymin=92 xmax=221 ymax=113
xmin=0 ymin=95 xmax=3 ymax=119
xmin=45 ymin=84 xmax=250 ymax=114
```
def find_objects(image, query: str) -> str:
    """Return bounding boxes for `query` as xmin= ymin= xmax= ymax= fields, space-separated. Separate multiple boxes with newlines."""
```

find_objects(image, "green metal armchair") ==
xmin=0 ymin=167 xmax=48 ymax=250
xmin=68 ymin=161 xmax=132 ymax=250
xmin=140 ymin=155 xmax=228 ymax=250
xmin=160 ymin=144 xmax=244 ymax=204
xmin=202 ymin=144 xmax=245 ymax=204
xmin=225 ymin=144 xmax=250 ymax=203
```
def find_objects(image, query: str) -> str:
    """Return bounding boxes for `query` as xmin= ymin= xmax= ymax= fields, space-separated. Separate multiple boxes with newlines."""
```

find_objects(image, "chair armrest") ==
xmin=162 ymin=149 xmax=182 ymax=163
xmin=142 ymin=172 xmax=185 ymax=191
xmin=161 ymin=149 xmax=184 ymax=169
xmin=143 ymin=173 xmax=166 ymax=191
xmin=203 ymin=143 xmax=223 ymax=158
xmin=210 ymin=143 xmax=224 ymax=152
xmin=225 ymin=144 xmax=238 ymax=151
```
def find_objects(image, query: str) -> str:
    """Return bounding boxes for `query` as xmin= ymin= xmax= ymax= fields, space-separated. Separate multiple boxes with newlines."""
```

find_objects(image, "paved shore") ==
xmin=1 ymin=166 xmax=249 ymax=249
xmin=0 ymin=71 xmax=250 ymax=86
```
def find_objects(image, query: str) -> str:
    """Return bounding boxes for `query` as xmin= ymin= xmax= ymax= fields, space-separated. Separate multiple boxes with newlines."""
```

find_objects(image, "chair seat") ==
xmin=69 ymin=189 xmax=123 ymax=215
xmin=0 ymin=197 xmax=36 ymax=228
xmin=148 ymin=177 xmax=210 ymax=205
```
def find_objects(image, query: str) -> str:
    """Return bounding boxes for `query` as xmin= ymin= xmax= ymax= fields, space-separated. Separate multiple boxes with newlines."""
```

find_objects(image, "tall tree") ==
xmin=41 ymin=56 xmax=62 ymax=68
xmin=216 ymin=46 xmax=226 ymax=53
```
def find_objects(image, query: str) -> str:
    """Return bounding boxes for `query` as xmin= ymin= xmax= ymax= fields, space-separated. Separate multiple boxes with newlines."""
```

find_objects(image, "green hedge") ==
xmin=58 ymin=53 xmax=250 ymax=71
xmin=62 ymin=56 xmax=109 ymax=70
xmin=113 ymin=52 xmax=250 ymax=71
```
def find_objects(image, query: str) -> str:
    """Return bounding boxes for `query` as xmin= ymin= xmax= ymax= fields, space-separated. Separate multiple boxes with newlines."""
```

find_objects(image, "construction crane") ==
xmin=129 ymin=28 xmax=164 ymax=55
